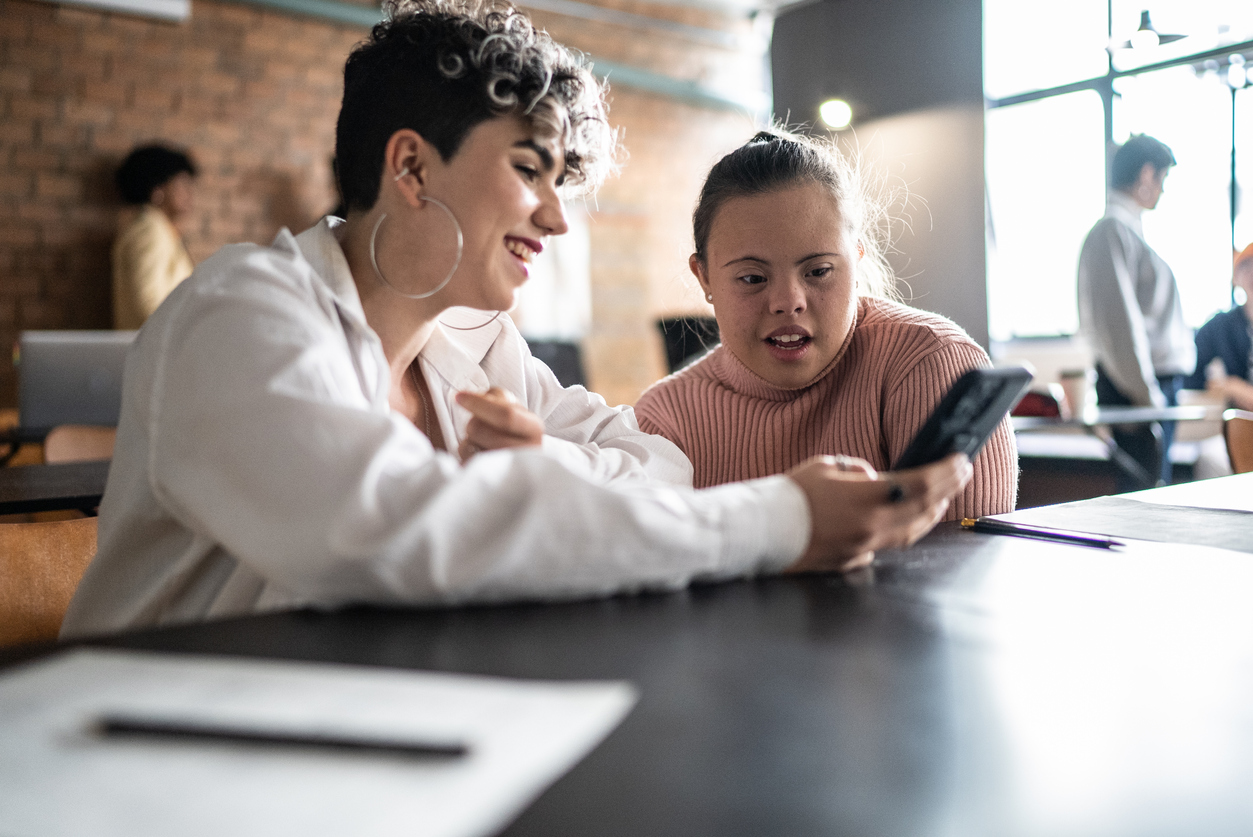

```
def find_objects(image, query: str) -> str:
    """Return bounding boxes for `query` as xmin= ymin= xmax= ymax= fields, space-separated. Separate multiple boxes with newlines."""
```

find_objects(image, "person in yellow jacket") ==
xmin=112 ymin=145 xmax=198 ymax=329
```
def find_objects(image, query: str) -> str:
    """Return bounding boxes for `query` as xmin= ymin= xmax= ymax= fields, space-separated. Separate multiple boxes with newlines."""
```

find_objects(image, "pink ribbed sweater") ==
xmin=635 ymin=297 xmax=1017 ymax=520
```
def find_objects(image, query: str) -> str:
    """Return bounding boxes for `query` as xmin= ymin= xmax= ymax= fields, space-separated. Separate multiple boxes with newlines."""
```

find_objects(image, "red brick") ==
xmin=63 ymin=99 xmax=113 ymax=127
xmin=35 ymin=172 xmax=79 ymax=199
xmin=29 ymin=19 xmax=78 ymax=48
xmin=0 ymin=224 xmax=37 ymax=246
xmin=81 ymin=29 xmax=123 ymax=54
xmin=8 ymin=94 xmax=58 ymax=121
xmin=54 ymin=6 xmax=106 ymax=29
xmin=12 ymin=147 xmax=59 ymax=170
xmin=0 ymin=121 xmax=34 ymax=143
xmin=35 ymin=121 xmax=88 ymax=148
xmin=0 ymin=171 xmax=33 ymax=197
xmin=81 ymin=77 xmax=129 ymax=106
xmin=0 ymin=67 xmax=32 ymax=93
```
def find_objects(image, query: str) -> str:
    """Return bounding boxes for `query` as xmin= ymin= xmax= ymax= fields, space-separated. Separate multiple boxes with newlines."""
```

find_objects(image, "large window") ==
xmin=985 ymin=2 xmax=1253 ymax=340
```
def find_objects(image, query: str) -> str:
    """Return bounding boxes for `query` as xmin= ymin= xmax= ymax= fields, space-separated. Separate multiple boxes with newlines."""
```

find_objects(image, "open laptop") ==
xmin=16 ymin=330 xmax=137 ymax=440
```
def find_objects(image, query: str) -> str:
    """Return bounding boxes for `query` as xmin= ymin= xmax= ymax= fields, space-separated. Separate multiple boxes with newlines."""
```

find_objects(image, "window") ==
xmin=984 ymin=1 xmax=1253 ymax=339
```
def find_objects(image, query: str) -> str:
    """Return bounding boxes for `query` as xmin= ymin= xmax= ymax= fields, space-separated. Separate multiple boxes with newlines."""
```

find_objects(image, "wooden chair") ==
xmin=0 ymin=516 xmax=98 ymax=646
xmin=43 ymin=425 xmax=116 ymax=464
xmin=1223 ymin=409 xmax=1253 ymax=474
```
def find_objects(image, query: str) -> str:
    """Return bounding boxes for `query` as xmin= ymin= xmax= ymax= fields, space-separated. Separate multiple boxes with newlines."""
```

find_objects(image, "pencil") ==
xmin=960 ymin=517 xmax=1124 ymax=549
xmin=95 ymin=714 xmax=470 ymax=758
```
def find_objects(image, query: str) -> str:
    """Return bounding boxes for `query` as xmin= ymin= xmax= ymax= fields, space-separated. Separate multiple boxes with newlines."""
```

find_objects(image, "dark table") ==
xmin=7 ymin=485 xmax=1253 ymax=836
xmin=0 ymin=459 xmax=109 ymax=515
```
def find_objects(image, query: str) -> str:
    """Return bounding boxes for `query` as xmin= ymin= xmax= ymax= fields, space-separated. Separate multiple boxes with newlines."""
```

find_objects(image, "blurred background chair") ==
xmin=1224 ymin=409 xmax=1253 ymax=474
xmin=0 ymin=516 xmax=98 ymax=646
xmin=525 ymin=340 xmax=587 ymax=388
xmin=656 ymin=317 xmax=720 ymax=374
xmin=43 ymin=425 xmax=117 ymax=465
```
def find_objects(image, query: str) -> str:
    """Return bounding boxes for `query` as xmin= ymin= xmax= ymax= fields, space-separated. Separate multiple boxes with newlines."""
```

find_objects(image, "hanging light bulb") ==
xmin=819 ymin=99 xmax=852 ymax=130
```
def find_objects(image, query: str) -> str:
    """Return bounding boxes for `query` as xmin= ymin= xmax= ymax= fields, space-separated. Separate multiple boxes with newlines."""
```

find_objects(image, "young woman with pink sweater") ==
xmin=635 ymin=131 xmax=1017 ymax=521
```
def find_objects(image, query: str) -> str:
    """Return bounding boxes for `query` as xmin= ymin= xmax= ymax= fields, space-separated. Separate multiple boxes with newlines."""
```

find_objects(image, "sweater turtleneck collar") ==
xmin=708 ymin=297 xmax=862 ymax=401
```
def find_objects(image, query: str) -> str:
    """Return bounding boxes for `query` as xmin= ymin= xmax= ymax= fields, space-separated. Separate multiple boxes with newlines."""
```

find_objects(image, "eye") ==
xmin=514 ymin=164 xmax=540 ymax=182
xmin=806 ymin=265 xmax=833 ymax=280
xmin=737 ymin=273 xmax=767 ymax=286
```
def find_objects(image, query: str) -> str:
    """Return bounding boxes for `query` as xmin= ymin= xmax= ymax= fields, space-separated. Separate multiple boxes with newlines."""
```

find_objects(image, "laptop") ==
xmin=16 ymin=330 xmax=137 ymax=440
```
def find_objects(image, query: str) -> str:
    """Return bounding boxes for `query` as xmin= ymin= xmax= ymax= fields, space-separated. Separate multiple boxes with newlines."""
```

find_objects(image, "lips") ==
xmin=764 ymin=327 xmax=812 ymax=351
xmin=505 ymin=236 xmax=542 ymax=265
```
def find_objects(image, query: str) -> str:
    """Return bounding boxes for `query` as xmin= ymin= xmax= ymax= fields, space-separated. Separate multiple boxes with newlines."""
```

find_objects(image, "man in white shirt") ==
xmin=1077 ymin=134 xmax=1195 ymax=488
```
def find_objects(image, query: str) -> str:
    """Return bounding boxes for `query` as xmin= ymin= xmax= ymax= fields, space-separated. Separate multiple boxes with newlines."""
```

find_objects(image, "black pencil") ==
xmin=95 ymin=714 xmax=470 ymax=758
xmin=960 ymin=517 xmax=1124 ymax=549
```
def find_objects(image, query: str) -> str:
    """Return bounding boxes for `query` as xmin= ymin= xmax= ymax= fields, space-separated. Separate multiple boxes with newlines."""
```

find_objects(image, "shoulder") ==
xmin=855 ymin=297 xmax=985 ymax=358
xmin=1197 ymin=307 xmax=1248 ymax=338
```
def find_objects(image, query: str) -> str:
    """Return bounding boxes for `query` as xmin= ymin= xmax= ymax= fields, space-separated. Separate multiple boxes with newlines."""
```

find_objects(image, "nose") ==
xmin=534 ymin=186 xmax=569 ymax=237
xmin=769 ymin=276 xmax=806 ymax=316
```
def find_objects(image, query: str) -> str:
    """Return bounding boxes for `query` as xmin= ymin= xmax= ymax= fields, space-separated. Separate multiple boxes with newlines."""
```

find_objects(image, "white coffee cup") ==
xmin=1058 ymin=368 xmax=1093 ymax=420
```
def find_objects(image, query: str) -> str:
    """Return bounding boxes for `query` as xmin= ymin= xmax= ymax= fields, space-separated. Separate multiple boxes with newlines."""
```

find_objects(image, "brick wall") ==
xmin=0 ymin=0 xmax=760 ymax=410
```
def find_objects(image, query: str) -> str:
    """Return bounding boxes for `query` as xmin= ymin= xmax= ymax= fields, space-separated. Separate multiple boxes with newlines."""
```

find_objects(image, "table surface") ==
xmin=1012 ymin=403 xmax=1222 ymax=431
xmin=0 ymin=459 xmax=110 ymax=515
xmin=7 ymin=476 xmax=1253 ymax=836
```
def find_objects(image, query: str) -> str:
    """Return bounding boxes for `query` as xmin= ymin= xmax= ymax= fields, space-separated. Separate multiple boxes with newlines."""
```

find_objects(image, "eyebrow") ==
xmin=514 ymin=139 xmax=555 ymax=172
xmin=720 ymin=252 xmax=839 ymax=269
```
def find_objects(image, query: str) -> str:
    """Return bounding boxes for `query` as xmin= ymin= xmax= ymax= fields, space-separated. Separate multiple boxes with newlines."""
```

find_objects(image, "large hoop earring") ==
xmin=440 ymin=309 xmax=503 ymax=331
xmin=368 ymin=198 xmax=463 ymax=300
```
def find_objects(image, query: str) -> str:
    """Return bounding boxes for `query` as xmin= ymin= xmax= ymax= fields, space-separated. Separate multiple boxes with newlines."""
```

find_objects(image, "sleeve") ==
xmin=521 ymin=348 xmax=694 ymax=487
xmin=1079 ymin=224 xmax=1164 ymax=406
xmin=881 ymin=339 xmax=1018 ymax=520
xmin=148 ymin=265 xmax=801 ymax=609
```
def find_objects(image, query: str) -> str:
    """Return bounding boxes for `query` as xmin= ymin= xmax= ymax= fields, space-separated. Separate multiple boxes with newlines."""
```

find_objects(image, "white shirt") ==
xmin=1077 ymin=191 xmax=1195 ymax=406
xmin=62 ymin=219 xmax=810 ymax=638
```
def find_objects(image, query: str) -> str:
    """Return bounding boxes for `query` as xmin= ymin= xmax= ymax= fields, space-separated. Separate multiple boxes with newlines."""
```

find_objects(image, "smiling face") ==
xmin=421 ymin=115 xmax=569 ymax=312
xmin=694 ymin=182 xmax=859 ymax=389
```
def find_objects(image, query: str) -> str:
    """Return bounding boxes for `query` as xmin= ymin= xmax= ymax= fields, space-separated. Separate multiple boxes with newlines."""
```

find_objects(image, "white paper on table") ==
xmin=0 ymin=648 xmax=637 ymax=837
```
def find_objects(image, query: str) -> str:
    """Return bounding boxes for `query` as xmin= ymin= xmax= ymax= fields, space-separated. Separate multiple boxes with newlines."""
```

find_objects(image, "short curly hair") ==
xmin=115 ymin=144 xmax=197 ymax=205
xmin=335 ymin=0 xmax=616 ymax=212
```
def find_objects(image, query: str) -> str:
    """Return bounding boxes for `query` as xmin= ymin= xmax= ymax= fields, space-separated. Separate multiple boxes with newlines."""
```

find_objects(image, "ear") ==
xmin=689 ymin=253 xmax=711 ymax=295
xmin=383 ymin=129 xmax=437 ymax=208
xmin=856 ymin=239 xmax=865 ymax=260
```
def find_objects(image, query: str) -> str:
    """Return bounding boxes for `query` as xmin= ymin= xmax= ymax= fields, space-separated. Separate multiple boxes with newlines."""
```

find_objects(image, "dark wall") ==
xmin=770 ymin=0 xmax=990 ymax=347
xmin=771 ymin=0 xmax=983 ymax=127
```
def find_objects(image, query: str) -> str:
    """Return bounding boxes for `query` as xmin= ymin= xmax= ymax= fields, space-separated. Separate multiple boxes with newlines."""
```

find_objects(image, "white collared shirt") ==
xmin=62 ymin=219 xmax=809 ymax=637
xmin=1077 ymin=191 xmax=1195 ymax=406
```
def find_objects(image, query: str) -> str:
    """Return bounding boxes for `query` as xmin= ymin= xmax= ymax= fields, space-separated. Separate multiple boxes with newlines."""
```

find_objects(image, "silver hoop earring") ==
xmin=368 ymin=198 xmax=464 ymax=300
xmin=440 ymin=309 xmax=503 ymax=331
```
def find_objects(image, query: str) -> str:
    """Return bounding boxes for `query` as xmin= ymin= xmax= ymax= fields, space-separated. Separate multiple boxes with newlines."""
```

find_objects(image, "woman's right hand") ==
xmin=785 ymin=453 xmax=972 ymax=573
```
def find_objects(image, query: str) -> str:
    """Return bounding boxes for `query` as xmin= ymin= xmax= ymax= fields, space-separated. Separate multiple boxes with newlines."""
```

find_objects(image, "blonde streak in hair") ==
xmin=523 ymin=64 xmax=554 ymax=115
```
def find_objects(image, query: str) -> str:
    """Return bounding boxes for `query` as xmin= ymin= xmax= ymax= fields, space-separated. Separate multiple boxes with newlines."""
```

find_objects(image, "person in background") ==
xmin=1186 ymin=242 xmax=1253 ymax=411
xmin=634 ymin=130 xmax=1016 ymax=522
xmin=61 ymin=1 xmax=970 ymax=638
xmin=112 ymin=144 xmax=198 ymax=330
xmin=1077 ymin=134 xmax=1194 ymax=487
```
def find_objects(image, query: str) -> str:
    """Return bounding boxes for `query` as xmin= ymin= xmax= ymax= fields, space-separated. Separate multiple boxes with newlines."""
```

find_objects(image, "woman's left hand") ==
xmin=455 ymin=387 xmax=544 ymax=461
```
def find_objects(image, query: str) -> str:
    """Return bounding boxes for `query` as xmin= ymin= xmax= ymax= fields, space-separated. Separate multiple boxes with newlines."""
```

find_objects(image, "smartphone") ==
xmin=891 ymin=366 xmax=1033 ymax=471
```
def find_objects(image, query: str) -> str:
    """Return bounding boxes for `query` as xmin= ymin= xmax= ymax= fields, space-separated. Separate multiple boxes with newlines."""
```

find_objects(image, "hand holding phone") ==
xmin=891 ymin=366 xmax=1033 ymax=471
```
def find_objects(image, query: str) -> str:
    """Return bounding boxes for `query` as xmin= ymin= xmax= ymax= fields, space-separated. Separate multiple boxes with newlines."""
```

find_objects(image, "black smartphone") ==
xmin=891 ymin=366 xmax=1033 ymax=471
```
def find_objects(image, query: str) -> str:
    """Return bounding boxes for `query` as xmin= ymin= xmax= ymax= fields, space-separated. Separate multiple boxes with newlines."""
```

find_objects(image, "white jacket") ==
xmin=62 ymin=219 xmax=809 ymax=637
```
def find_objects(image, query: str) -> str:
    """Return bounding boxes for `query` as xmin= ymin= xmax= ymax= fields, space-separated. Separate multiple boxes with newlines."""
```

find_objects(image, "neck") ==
xmin=339 ymin=212 xmax=444 ymax=383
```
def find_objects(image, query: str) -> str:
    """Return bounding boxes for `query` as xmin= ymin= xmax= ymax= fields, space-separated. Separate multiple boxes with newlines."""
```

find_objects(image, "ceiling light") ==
xmin=819 ymin=99 xmax=852 ymax=130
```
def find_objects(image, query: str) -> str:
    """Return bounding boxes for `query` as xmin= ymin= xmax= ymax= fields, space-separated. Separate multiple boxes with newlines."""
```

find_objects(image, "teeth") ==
xmin=506 ymin=239 xmax=536 ymax=264
xmin=774 ymin=334 xmax=804 ymax=343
